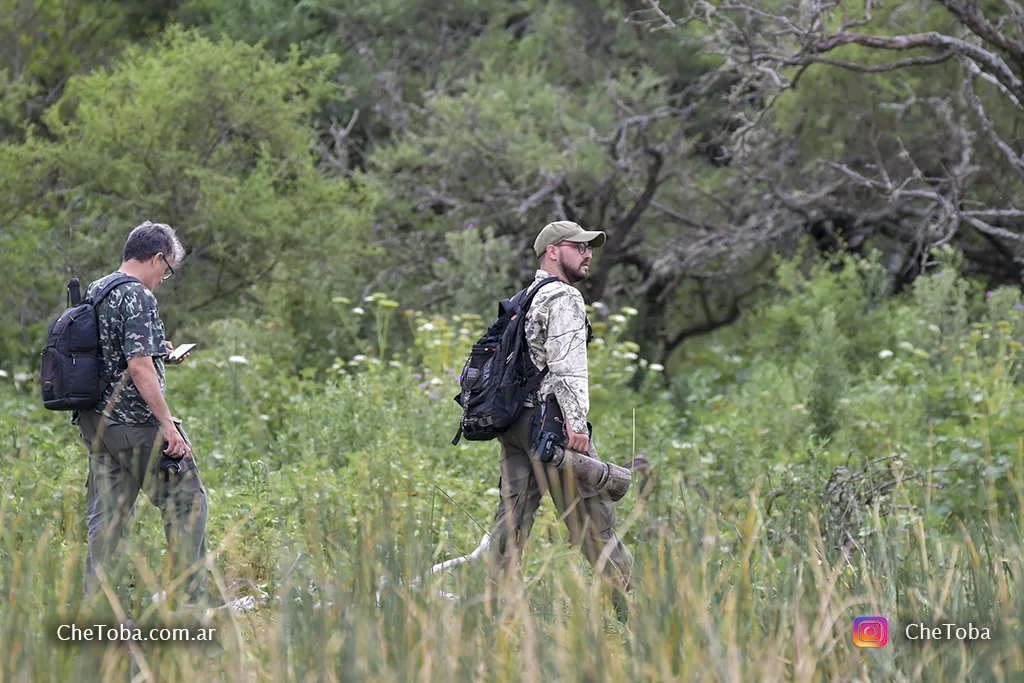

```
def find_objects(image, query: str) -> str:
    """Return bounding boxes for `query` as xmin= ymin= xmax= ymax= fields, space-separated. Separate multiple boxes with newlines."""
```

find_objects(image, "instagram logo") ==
xmin=853 ymin=617 xmax=889 ymax=647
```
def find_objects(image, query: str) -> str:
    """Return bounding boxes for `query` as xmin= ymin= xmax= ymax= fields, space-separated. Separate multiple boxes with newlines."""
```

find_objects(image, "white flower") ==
xmin=0 ymin=369 xmax=7 ymax=378
xmin=591 ymin=301 xmax=608 ymax=312
xmin=419 ymin=322 xmax=435 ymax=332
xmin=352 ymin=355 xmax=367 ymax=362
xmin=363 ymin=296 xmax=375 ymax=303
xmin=649 ymin=363 xmax=665 ymax=372
xmin=228 ymin=356 xmax=249 ymax=364
xmin=610 ymin=314 xmax=627 ymax=324
xmin=622 ymin=352 xmax=639 ymax=360
xmin=351 ymin=307 xmax=365 ymax=315
xmin=485 ymin=487 xmax=500 ymax=496
xmin=622 ymin=306 xmax=639 ymax=316
xmin=878 ymin=349 xmax=894 ymax=359
xmin=389 ymin=360 xmax=402 ymax=367
xmin=430 ymin=377 xmax=443 ymax=385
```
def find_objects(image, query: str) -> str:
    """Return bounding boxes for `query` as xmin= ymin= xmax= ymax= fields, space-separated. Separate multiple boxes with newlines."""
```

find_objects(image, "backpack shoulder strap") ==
xmin=516 ymin=276 xmax=561 ymax=312
xmin=88 ymin=274 xmax=142 ymax=307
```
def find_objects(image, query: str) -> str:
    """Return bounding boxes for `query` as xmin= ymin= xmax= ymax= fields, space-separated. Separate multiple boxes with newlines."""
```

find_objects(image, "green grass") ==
xmin=4 ymin=257 xmax=1024 ymax=680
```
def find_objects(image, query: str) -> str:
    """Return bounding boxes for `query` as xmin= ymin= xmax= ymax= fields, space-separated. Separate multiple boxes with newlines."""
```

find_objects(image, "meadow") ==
xmin=2 ymin=251 xmax=1024 ymax=681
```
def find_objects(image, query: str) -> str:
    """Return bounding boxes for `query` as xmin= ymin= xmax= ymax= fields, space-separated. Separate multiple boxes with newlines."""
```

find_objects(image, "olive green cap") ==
xmin=533 ymin=221 xmax=607 ymax=257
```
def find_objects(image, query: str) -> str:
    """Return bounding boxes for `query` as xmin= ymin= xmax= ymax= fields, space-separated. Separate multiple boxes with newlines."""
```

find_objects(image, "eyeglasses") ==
xmin=556 ymin=241 xmax=592 ymax=255
xmin=161 ymin=255 xmax=175 ymax=281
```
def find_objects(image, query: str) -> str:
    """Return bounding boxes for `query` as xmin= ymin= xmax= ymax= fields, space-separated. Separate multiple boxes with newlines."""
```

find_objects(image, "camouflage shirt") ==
xmin=524 ymin=269 xmax=591 ymax=434
xmin=87 ymin=271 xmax=166 ymax=425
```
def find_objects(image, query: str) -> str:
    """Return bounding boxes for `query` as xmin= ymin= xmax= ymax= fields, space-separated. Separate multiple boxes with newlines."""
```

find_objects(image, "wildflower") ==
xmin=352 ymin=307 xmax=365 ymax=315
xmin=389 ymin=360 xmax=402 ymax=367
xmin=987 ymin=291 xmax=994 ymax=297
xmin=428 ymin=393 xmax=436 ymax=399
xmin=413 ymin=374 xmax=422 ymax=380
xmin=610 ymin=314 xmax=627 ymax=324
xmin=239 ymin=295 xmax=245 ymax=302
xmin=878 ymin=349 xmax=894 ymax=359
xmin=228 ymin=355 xmax=249 ymax=365
xmin=467 ymin=223 xmax=475 ymax=230
xmin=437 ymin=257 xmax=447 ymax=263
xmin=353 ymin=355 xmax=367 ymax=362
xmin=622 ymin=352 xmax=639 ymax=360
xmin=1017 ymin=304 xmax=1023 ymax=310
xmin=649 ymin=363 xmax=665 ymax=372
xmin=0 ymin=369 xmax=7 ymax=378
xmin=622 ymin=306 xmax=639 ymax=316
xmin=430 ymin=377 xmax=443 ymax=385
xmin=419 ymin=383 xmax=427 ymax=389
xmin=936 ymin=273 xmax=944 ymax=278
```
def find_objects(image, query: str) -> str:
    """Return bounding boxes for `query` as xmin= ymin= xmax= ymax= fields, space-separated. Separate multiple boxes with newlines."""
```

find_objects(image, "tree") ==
xmin=630 ymin=0 xmax=1024 ymax=291
xmin=0 ymin=28 xmax=374 ymax=367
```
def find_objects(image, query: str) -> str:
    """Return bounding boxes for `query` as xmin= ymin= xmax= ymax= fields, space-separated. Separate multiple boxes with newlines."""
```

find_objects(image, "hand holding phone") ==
xmin=165 ymin=342 xmax=197 ymax=364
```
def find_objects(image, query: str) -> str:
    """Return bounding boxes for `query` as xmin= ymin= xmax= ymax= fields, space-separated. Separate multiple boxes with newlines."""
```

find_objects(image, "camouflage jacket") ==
xmin=524 ymin=269 xmax=592 ymax=434
xmin=87 ymin=271 xmax=166 ymax=425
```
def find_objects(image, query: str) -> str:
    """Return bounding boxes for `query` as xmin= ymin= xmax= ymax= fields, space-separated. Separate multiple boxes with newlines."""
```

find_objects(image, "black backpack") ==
xmin=452 ymin=277 xmax=560 ymax=445
xmin=40 ymin=274 xmax=139 ymax=411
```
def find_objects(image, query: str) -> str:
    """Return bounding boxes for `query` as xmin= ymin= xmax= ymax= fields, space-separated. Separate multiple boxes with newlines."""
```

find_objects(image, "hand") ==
xmin=565 ymin=420 xmax=590 ymax=453
xmin=163 ymin=340 xmax=190 ymax=365
xmin=162 ymin=421 xmax=192 ymax=460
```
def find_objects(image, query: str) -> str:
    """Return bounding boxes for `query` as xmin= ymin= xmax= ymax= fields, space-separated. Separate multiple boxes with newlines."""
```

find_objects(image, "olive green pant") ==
xmin=78 ymin=411 xmax=208 ymax=603
xmin=489 ymin=406 xmax=633 ymax=598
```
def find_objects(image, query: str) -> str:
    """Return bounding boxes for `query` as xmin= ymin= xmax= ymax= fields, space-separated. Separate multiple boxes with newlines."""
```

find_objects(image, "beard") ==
xmin=564 ymin=260 xmax=590 ymax=284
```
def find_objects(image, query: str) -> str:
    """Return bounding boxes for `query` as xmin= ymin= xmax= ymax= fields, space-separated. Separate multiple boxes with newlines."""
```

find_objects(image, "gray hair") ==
xmin=122 ymin=220 xmax=185 ymax=267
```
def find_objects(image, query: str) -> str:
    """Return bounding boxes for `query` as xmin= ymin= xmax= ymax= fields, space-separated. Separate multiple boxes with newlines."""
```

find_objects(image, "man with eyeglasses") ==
xmin=489 ymin=220 xmax=633 ymax=620
xmin=76 ymin=220 xmax=208 ymax=605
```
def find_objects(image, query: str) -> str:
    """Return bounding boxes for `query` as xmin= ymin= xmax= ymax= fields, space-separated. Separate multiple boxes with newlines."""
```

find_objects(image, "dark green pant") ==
xmin=489 ymin=406 xmax=633 ymax=596
xmin=78 ymin=411 xmax=208 ymax=603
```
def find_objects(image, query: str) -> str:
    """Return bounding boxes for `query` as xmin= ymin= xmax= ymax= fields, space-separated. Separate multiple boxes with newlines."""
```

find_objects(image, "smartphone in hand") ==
xmin=165 ymin=342 xmax=197 ymax=364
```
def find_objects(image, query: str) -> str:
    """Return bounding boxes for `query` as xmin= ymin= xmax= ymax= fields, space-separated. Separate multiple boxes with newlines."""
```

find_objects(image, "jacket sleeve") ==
xmin=543 ymin=288 xmax=590 ymax=434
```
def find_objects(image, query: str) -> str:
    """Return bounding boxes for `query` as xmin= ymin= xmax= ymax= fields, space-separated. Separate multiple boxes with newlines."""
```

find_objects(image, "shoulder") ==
xmin=533 ymin=280 xmax=584 ymax=309
xmin=91 ymin=275 xmax=155 ymax=315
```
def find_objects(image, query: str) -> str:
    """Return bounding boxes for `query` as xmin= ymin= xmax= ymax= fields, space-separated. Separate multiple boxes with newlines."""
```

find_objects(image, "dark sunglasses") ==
xmin=161 ymin=255 xmax=175 ymax=281
xmin=557 ymin=241 xmax=592 ymax=255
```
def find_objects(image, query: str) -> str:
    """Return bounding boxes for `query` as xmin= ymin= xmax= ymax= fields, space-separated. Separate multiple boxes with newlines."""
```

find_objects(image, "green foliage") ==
xmin=808 ymin=307 xmax=848 ymax=440
xmin=0 ymin=28 xmax=378 ymax=369
xmin=431 ymin=225 xmax=514 ymax=318
xmin=3 ymin=259 xmax=1024 ymax=678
